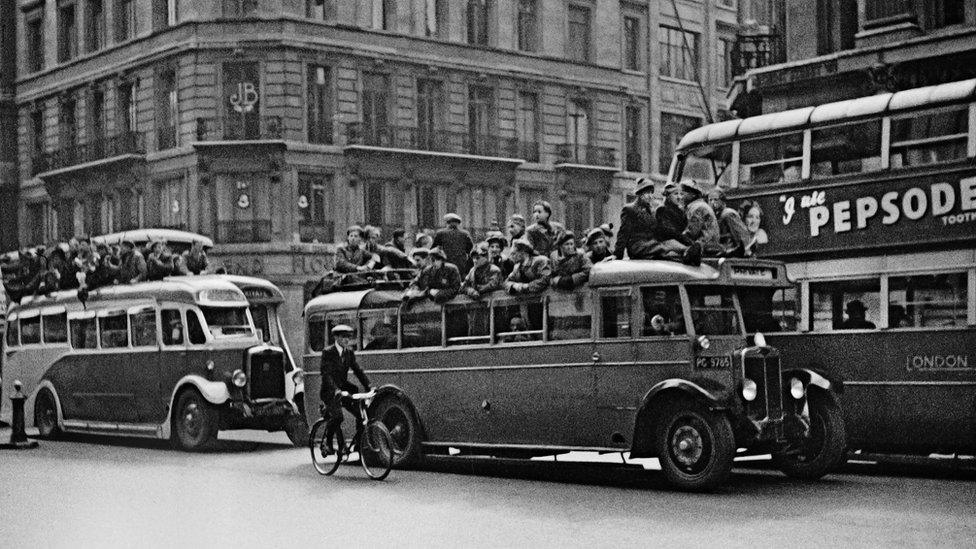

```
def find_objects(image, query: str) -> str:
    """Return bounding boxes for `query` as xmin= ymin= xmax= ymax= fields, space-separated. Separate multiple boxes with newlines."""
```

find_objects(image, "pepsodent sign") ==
xmin=779 ymin=176 xmax=976 ymax=237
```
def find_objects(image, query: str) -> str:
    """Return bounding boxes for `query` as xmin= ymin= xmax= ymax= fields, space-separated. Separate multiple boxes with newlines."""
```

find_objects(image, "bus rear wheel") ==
xmin=655 ymin=399 xmax=734 ymax=492
xmin=172 ymin=390 xmax=219 ymax=451
xmin=34 ymin=389 xmax=61 ymax=439
xmin=773 ymin=392 xmax=847 ymax=480
xmin=371 ymin=394 xmax=423 ymax=467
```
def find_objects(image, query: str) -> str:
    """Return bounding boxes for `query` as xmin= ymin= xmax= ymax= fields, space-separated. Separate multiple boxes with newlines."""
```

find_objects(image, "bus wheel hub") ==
xmin=672 ymin=426 xmax=703 ymax=466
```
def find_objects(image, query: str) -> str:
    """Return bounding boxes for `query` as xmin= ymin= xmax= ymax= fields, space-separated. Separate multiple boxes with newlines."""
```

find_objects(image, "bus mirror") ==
xmin=256 ymin=328 xmax=264 ymax=342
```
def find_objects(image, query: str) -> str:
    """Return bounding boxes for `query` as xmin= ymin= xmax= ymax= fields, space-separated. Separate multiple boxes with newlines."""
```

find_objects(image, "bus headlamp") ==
xmin=754 ymin=332 xmax=767 ymax=347
xmin=696 ymin=335 xmax=711 ymax=351
xmin=292 ymin=370 xmax=304 ymax=386
xmin=742 ymin=379 xmax=758 ymax=401
xmin=232 ymin=369 xmax=247 ymax=388
xmin=790 ymin=377 xmax=806 ymax=399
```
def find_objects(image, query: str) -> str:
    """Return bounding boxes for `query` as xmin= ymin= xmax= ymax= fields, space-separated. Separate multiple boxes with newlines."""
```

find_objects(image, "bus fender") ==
xmin=372 ymin=384 xmax=428 ymax=440
xmin=33 ymin=380 xmax=65 ymax=431
xmin=784 ymin=368 xmax=843 ymax=395
xmin=629 ymin=379 xmax=724 ymax=459
xmin=171 ymin=376 xmax=230 ymax=407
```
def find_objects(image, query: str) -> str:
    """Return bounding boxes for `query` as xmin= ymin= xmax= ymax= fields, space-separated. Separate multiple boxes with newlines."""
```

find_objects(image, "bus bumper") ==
xmin=222 ymin=398 xmax=297 ymax=430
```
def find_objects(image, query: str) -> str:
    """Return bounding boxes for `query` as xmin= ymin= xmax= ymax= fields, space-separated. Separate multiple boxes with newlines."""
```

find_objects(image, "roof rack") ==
xmin=314 ymin=269 xmax=416 ymax=295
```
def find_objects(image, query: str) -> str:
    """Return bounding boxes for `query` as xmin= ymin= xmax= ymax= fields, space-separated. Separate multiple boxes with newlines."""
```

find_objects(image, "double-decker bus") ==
xmin=669 ymin=78 xmax=976 ymax=458
xmin=1 ymin=275 xmax=306 ymax=450
xmin=303 ymin=259 xmax=846 ymax=491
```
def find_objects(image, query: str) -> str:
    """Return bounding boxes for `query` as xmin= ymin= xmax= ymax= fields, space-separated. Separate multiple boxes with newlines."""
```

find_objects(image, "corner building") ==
xmin=14 ymin=0 xmax=738 ymax=352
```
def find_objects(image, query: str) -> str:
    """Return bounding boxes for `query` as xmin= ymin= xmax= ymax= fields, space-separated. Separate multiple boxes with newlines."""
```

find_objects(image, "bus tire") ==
xmin=34 ymin=389 xmax=61 ymax=439
xmin=371 ymin=395 xmax=423 ymax=467
xmin=773 ymin=391 xmax=847 ymax=480
xmin=172 ymin=389 xmax=219 ymax=452
xmin=655 ymin=398 xmax=734 ymax=492
xmin=284 ymin=414 xmax=309 ymax=447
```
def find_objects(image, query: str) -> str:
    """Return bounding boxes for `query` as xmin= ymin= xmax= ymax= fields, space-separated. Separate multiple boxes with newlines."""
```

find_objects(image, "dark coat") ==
xmin=614 ymin=201 xmax=665 ymax=260
xmin=408 ymin=262 xmax=462 ymax=303
xmin=119 ymin=250 xmax=148 ymax=283
xmin=432 ymin=227 xmax=474 ymax=274
xmin=586 ymin=247 xmax=614 ymax=264
xmin=335 ymin=244 xmax=373 ymax=273
xmin=319 ymin=344 xmax=371 ymax=403
xmin=505 ymin=255 xmax=552 ymax=294
xmin=716 ymin=207 xmax=752 ymax=257
xmin=551 ymin=251 xmax=592 ymax=290
xmin=525 ymin=221 xmax=565 ymax=258
xmin=655 ymin=201 xmax=694 ymax=245
xmin=462 ymin=262 xmax=503 ymax=296
xmin=182 ymin=250 xmax=209 ymax=274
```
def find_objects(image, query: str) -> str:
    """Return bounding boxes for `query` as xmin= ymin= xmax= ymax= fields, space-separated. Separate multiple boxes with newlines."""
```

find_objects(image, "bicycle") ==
xmin=309 ymin=389 xmax=394 ymax=480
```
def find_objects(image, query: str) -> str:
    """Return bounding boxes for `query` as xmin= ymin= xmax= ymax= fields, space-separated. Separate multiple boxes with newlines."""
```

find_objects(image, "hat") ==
xmin=121 ymin=239 xmax=136 ymax=249
xmin=680 ymin=180 xmax=703 ymax=199
xmin=508 ymin=214 xmax=526 ymax=227
xmin=663 ymin=182 xmax=680 ymax=195
xmin=346 ymin=224 xmax=364 ymax=236
xmin=556 ymin=231 xmax=576 ymax=248
xmin=331 ymin=324 xmax=354 ymax=335
xmin=599 ymin=223 xmax=614 ymax=238
xmin=846 ymin=300 xmax=866 ymax=313
xmin=469 ymin=242 xmax=490 ymax=257
xmin=444 ymin=213 xmax=462 ymax=223
xmin=707 ymin=187 xmax=727 ymax=201
xmin=428 ymin=246 xmax=447 ymax=260
xmin=634 ymin=177 xmax=655 ymax=196
xmin=486 ymin=232 xmax=508 ymax=248
xmin=410 ymin=247 xmax=430 ymax=258
xmin=512 ymin=238 xmax=534 ymax=253
xmin=585 ymin=228 xmax=606 ymax=246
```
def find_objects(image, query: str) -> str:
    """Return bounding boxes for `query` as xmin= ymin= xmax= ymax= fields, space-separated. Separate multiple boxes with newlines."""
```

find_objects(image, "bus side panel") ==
xmin=2 ymin=347 xmax=71 ymax=425
xmin=768 ymin=330 xmax=976 ymax=454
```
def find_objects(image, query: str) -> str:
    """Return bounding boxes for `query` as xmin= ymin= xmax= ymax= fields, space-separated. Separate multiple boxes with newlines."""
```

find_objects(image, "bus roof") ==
xmin=91 ymin=229 xmax=214 ymax=248
xmin=183 ymin=274 xmax=285 ymax=303
xmin=7 ymin=277 xmax=248 ymax=315
xmin=677 ymin=77 xmax=976 ymax=151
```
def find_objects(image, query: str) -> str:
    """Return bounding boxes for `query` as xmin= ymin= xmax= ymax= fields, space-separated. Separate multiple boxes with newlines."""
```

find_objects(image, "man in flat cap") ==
xmin=433 ymin=212 xmax=474 ymax=275
xmin=585 ymin=228 xmax=614 ymax=264
xmin=505 ymin=238 xmax=551 ymax=295
xmin=403 ymin=246 xmax=461 ymax=306
xmin=615 ymin=178 xmax=666 ymax=260
xmin=319 ymin=324 xmax=372 ymax=453
xmin=551 ymin=232 xmax=592 ymax=291
xmin=461 ymin=242 xmax=503 ymax=299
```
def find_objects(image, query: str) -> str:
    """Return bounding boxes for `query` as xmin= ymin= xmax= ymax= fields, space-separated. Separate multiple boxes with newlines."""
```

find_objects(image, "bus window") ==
xmin=130 ymin=308 xmax=158 ymax=347
xmin=494 ymin=298 xmax=543 ymax=343
xmin=810 ymin=279 xmax=880 ymax=331
xmin=640 ymin=286 xmax=685 ymax=336
xmin=251 ymin=305 xmax=271 ymax=343
xmin=361 ymin=310 xmax=399 ymax=350
xmin=401 ymin=308 xmax=441 ymax=348
xmin=99 ymin=311 xmax=130 ymax=348
xmin=21 ymin=315 xmax=41 ymax=345
xmin=445 ymin=302 xmax=490 ymax=346
xmin=42 ymin=312 xmax=68 ymax=344
xmin=200 ymin=306 xmax=252 ymax=337
xmin=307 ymin=314 xmax=326 ymax=352
xmin=548 ymin=291 xmax=591 ymax=341
xmin=69 ymin=315 xmax=97 ymax=349
xmin=810 ymin=120 xmax=882 ymax=177
xmin=686 ymin=287 xmax=740 ymax=336
xmin=889 ymin=272 xmax=968 ymax=328
xmin=679 ymin=144 xmax=733 ymax=187
xmin=186 ymin=310 xmax=208 ymax=345
xmin=738 ymin=132 xmax=803 ymax=186
xmin=890 ymin=106 xmax=968 ymax=168
xmin=738 ymin=287 xmax=798 ymax=333
xmin=6 ymin=315 xmax=19 ymax=346
xmin=599 ymin=290 xmax=631 ymax=339
xmin=161 ymin=309 xmax=184 ymax=345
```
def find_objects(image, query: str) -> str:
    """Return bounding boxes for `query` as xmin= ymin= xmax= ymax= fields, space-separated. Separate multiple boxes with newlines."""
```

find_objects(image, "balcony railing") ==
xmin=217 ymin=220 xmax=272 ymax=243
xmin=196 ymin=115 xmax=283 ymax=142
xmin=346 ymin=123 xmax=536 ymax=160
xmin=554 ymin=143 xmax=618 ymax=168
xmin=732 ymin=33 xmax=787 ymax=77
xmin=32 ymin=131 xmax=146 ymax=175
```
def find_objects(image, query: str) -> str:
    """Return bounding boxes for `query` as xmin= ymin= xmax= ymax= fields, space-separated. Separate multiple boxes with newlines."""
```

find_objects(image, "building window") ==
xmin=100 ymin=194 xmax=118 ymax=234
xmin=363 ymin=178 xmax=402 ymax=236
xmin=416 ymin=184 xmax=439 ymax=231
xmin=216 ymin=175 xmax=271 ymax=243
xmin=57 ymin=1 xmax=79 ymax=63
xmin=222 ymin=62 xmax=261 ymax=139
xmin=425 ymin=0 xmax=447 ymax=38
xmin=307 ymin=0 xmax=337 ymax=20
xmin=158 ymin=176 xmax=188 ymax=229
xmin=26 ymin=10 xmax=45 ymax=73
xmin=222 ymin=0 xmax=259 ymax=17
xmin=716 ymin=36 xmax=735 ymax=88
xmin=155 ymin=68 xmax=178 ymax=150
xmin=517 ymin=0 xmax=538 ymax=52
xmin=307 ymin=66 xmax=333 ymax=144
xmin=467 ymin=0 xmax=490 ymax=45
xmin=660 ymin=26 xmax=698 ymax=81
xmin=30 ymin=109 xmax=45 ymax=167
xmin=623 ymin=16 xmax=641 ymax=71
xmin=85 ymin=0 xmax=105 ymax=52
xmin=567 ymin=5 xmax=592 ymax=62
xmin=517 ymin=91 xmax=539 ymax=161
xmin=26 ymin=203 xmax=49 ymax=245
xmin=88 ymin=88 xmax=105 ymax=143
xmin=373 ymin=0 xmax=396 ymax=30
xmin=468 ymin=86 xmax=493 ymax=155
xmin=362 ymin=72 xmax=390 ymax=145
xmin=864 ymin=0 xmax=913 ymax=24
xmin=659 ymin=113 xmax=700 ymax=175
xmin=117 ymin=80 xmax=137 ymax=134
xmin=115 ymin=0 xmax=136 ymax=42
xmin=566 ymin=98 xmax=590 ymax=161
xmin=59 ymin=96 xmax=78 ymax=152
xmin=816 ymin=0 xmax=857 ymax=55
xmin=417 ymin=79 xmax=444 ymax=149
xmin=718 ymin=0 xmax=736 ymax=7
xmin=926 ymin=0 xmax=966 ymax=28
xmin=624 ymin=105 xmax=642 ymax=172
xmin=153 ymin=0 xmax=177 ymax=30
xmin=298 ymin=173 xmax=334 ymax=242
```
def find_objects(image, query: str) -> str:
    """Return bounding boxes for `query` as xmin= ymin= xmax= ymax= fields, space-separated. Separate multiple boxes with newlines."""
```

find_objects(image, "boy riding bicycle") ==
xmin=319 ymin=324 xmax=372 ymax=453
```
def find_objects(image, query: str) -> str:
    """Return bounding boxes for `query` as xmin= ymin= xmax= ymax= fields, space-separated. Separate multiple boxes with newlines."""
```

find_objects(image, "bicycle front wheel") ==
xmin=360 ymin=421 xmax=394 ymax=480
xmin=309 ymin=419 xmax=343 ymax=476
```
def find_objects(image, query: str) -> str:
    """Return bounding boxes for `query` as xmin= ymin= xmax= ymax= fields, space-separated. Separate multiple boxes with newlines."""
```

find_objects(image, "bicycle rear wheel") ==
xmin=309 ymin=419 xmax=344 ymax=476
xmin=360 ymin=421 xmax=394 ymax=480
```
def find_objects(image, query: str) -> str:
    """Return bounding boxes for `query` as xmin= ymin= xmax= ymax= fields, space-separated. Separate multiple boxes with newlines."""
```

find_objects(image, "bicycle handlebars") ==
xmin=339 ymin=388 xmax=377 ymax=400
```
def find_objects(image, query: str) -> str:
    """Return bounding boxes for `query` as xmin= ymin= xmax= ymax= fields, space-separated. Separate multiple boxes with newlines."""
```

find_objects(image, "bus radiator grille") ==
xmin=744 ymin=353 xmax=783 ymax=421
xmin=248 ymin=352 xmax=286 ymax=400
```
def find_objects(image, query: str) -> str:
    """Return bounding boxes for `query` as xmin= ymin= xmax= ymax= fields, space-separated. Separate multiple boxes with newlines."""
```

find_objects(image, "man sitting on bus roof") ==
xmin=551 ymin=232 xmax=592 ymax=291
xmin=708 ymin=188 xmax=751 ymax=258
xmin=682 ymin=182 xmax=723 ymax=258
xmin=403 ymin=247 xmax=461 ymax=306
xmin=505 ymin=238 xmax=551 ymax=295
xmin=119 ymin=240 xmax=148 ymax=284
xmin=525 ymin=200 xmax=565 ymax=258
xmin=462 ymin=242 xmax=503 ymax=299
xmin=486 ymin=232 xmax=514 ymax=278
xmin=336 ymin=225 xmax=379 ymax=274
xmin=584 ymin=228 xmax=614 ymax=264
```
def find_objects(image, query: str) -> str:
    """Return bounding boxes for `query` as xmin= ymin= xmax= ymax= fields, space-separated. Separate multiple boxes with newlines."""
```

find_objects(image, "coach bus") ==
xmin=1 ymin=276 xmax=306 ymax=450
xmin=303 ymin=258 xmax=846 ymax=491
xmin=669 ymin=78 xmax=976 ymax=458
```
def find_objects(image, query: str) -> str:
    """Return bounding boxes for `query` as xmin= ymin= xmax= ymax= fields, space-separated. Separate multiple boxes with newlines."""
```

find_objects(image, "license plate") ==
xmin=695 ymin=356 xmax=731 ymax=369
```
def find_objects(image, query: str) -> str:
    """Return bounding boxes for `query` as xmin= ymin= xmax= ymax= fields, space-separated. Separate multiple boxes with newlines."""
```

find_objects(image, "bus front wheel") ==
xmin=655 ymin=399 xmax=734 ymax=491
xmin=371 ymin=394 xmax=423 ymax=467
xmin=172 ymin=390 xmax=219 ymax=451
xmin=34 ymin=389 xmax=61 ymax=439
xmin=773 ymin=392 xmax=847 ymax=479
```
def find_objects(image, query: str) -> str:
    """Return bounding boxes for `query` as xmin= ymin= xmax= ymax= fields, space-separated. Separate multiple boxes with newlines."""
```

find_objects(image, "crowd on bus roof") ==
xmin=323 ymin=177 xmax=770 ymax=306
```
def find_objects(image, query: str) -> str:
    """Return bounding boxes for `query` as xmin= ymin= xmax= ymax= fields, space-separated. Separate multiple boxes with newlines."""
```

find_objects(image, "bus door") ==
xmin=126 ymin=306 xmax=163 ymax=423
xmin=89 ymin=308 xmax=134 ymax=422
xmin=158 ymin=307 xmax=190 ymax=423
xmin=630 ymin=284 xmax=691 ymax=391
xmin=588 ymin=287 xmax=638 ymax=448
